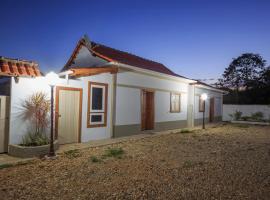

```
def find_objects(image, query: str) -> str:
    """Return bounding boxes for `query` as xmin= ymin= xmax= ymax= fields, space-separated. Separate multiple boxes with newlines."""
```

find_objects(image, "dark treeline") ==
xmin=216 ymin=53 xmax=270 ymax=104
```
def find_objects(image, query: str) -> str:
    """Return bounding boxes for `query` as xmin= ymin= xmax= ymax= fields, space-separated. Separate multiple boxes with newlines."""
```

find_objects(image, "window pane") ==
xmin=92 ymin=87 xmax=103 ymax=110
xmin=91 ymin=114 xmax=102 ymax=122
xmin=199 ymin=98 xmax=205 ymax=112
xmin=171 ymin=93 xmax=180 ymax=112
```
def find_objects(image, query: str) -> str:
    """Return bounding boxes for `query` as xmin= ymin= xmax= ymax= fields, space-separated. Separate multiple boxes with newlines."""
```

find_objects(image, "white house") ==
xmin=0 ymin=36 xmax=224 ymax=152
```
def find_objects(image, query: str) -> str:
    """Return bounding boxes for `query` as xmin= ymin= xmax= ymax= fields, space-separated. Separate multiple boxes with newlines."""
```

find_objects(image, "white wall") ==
xmin=155 ymin=91 xmax=187 ymax=122
xmin=9 ymin=73 xmax=113 ymax=144
xmin=115 ymin=71 xmax=190 ymax=126
xmin=117 ymin=71 xmax=189 ymax=92
xmin=194 ymin=87 xmax=223 ymax=119
xmin=223 ymin=104 xmax=270 ymax=121
xmin=115 ymin=87 xmax=141 ymax=125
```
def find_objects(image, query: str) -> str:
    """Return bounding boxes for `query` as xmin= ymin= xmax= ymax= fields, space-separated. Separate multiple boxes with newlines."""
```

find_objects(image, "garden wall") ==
xmin=223 ymin=104 xmax=270 ymax=121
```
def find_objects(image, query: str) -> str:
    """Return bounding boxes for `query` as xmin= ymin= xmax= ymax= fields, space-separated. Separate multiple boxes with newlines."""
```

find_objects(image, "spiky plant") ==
xmin=21 ymin=92 xmax=50 ymax=135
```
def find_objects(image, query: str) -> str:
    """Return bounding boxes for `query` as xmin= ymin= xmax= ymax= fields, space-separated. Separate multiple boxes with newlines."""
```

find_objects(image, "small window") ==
xmin=170 ymin=93 xmax=181 ymax=113
xmin=199 ymin=97 xmax=205 ymax=112
xmin=88 ymin=82 xmax=108 ymax=128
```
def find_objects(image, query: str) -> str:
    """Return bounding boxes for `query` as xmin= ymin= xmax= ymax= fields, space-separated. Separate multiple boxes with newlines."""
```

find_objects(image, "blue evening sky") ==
xmin=0 ymin=0 xmax=269 ymax=81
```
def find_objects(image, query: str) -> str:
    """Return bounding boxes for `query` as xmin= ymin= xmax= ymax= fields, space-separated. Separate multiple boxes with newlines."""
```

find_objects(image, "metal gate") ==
xmin=0 ymin=96 xmax=10 ymax=153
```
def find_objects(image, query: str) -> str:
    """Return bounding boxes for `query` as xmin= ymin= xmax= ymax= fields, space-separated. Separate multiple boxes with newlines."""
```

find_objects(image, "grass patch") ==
xmin=103 ymin=147 xmax=124 ymax=159
xmin=64 ymin=149 xmax=81 ymax=159
xmin=183 ymin=160 xmax=194 ymax=168
xmin=0 ymin=163 xmax=13 ymax=170
xmin=90 ymin=156 xmax=101 ymax=163
xmin=179 ymin=129 xmax=193 ymax=134
xmin=183 ymin=160 xmax=204 ymax=168
xmin=232 ymin=123 xmax=249 ymax=128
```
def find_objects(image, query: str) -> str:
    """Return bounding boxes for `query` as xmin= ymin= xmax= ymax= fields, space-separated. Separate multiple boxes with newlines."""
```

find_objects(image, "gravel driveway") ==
xmin=0 ymin=123 xmax=269 ymax=199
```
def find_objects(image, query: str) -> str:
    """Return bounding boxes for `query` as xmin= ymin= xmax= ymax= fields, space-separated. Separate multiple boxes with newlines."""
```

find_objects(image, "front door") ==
xmin=141 ymin=90 xmax=154 ymax=130
xmin=209 ymin=97 xmax=215 ymax=123
xmin=56 ymin=87 xmax=82 ymax=144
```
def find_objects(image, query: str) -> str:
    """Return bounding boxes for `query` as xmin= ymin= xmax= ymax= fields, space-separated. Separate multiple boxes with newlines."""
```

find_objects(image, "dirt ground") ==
xmin=0 ymin=123 xmax=269 ymax=200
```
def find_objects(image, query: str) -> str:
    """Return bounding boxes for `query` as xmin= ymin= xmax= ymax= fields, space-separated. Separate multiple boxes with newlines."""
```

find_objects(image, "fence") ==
xmin=223 ymin=104 xmax=270 ymax=121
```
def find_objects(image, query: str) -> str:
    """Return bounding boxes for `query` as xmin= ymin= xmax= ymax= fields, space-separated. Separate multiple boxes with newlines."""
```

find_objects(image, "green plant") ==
xmin=20 ymin=92 xmax=50 ymax=146
xmin=103 ymin=147 xmax=124 ymax=159
xmin=0 ymin=163 xmax=13 ymax=170
xmin=21 ymin=92 xmax=50 ymax=134
xmin=250 ymin=112 xmax=264 ymax=121
xmin=64 ymin=149 xmax=81 ymax=159
xmin=229 ymin=110 xmax=242 ymax=120
xmin=21 ymin=132 xmax=49 ymax=146
xmin=241 ymin=116 xmax=250 ymax=121
xmin=90 ymin=156 xmax=100 ymax=163
xmin=232 ymin=123 xmax=249 ymax=128
xmin=180 ymin=129 xmax=192 ymax=134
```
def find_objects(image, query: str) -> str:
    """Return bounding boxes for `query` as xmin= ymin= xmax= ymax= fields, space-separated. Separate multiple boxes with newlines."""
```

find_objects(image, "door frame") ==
xmin=55 ymin=86 xmax=83 ymax=143
xmin=209 ymin=97 xmax=215 ymax=123
xmin=141 ymin=89 xmax=155 ymax=131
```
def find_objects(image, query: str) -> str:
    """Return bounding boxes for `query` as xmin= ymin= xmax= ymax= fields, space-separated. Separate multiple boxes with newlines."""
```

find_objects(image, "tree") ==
xmin=218 ymin=53 xmax=266 ymax=90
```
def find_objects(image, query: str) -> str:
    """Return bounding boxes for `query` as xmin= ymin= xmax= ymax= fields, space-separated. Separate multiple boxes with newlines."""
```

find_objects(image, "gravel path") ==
xmin=0 ymin=123 xmax=269 ymax=199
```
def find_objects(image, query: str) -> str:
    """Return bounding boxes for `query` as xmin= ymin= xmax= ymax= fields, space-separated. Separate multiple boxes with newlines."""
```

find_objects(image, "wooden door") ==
xmin=209 ymin=97 xmax=215 ymax=123
xmin=56 ymin=87 xmax=82 ymax=144
xmin=0 ymin=96 xmax=9 ymax=153
xmin=141 ymin=90 xmax=154 ymax=130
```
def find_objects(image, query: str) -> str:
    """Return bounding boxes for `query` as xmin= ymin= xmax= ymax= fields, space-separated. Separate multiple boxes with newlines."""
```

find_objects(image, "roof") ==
xmin=63 ymin=37 xmax=189 ymax=79
xmin=0 ymin=56 xmax=42 ymax=77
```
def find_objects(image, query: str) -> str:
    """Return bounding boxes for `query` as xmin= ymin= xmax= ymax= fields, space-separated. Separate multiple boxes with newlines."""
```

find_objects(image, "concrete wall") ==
xmin=9 ymin=73 xmax=113 ymax=144
xmin=223 ymin=104 xmax=270 ymax=121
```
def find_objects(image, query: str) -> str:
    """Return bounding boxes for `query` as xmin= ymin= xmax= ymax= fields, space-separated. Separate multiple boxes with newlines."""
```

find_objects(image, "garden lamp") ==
xmin=201 ymin=93 xmax=208 ymax=129
xmin=45 ymin=71 xmax=60 ymax=157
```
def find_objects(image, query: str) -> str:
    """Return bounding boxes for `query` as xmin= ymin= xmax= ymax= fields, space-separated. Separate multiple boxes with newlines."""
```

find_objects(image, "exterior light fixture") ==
xmin=45 ymin=71 xmax=60 ymax=157
xmin=201 ymin=93 xmax=208 ymax=129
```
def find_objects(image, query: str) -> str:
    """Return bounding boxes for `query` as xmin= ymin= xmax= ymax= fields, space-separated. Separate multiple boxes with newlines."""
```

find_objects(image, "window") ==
xmin=87 ymin=82 xmax=108 ymax=127
xmin=170 ymin=93 xmax=181 ymax=113
xmin=199 ymin=97 xmax=205 ymax=112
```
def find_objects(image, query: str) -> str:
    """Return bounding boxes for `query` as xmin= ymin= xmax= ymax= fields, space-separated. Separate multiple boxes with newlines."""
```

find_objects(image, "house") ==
xmin=0 ymin=36 xmax=224 ymax=153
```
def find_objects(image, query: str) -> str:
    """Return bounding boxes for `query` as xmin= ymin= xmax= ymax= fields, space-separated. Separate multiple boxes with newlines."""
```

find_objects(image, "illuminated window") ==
xmin=87 ymin=82 xmax=108 ymax=127
xmin=199 ymin=97 xmax=205 ymax=112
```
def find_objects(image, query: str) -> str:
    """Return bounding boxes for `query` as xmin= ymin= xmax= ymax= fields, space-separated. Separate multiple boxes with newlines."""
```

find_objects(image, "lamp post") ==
xmin=201 ymin=93 xmax=208 ymax=129
xmin=45 ymin=72 xmax=60 ymax=157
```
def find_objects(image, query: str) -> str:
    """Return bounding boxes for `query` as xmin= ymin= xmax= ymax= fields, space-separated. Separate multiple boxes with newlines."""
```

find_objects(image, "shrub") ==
xmin=64 ymin=149 xmax=81 ymax=159
xmin=103 ymin=147 xmax=124 ymax=159
xmin=229 ymin=110 xmax=242 ymax=120
xmin=21 ymin=132 xmax=49 ymax=146
xmin=20 ymin=92 xmax=50 ymax=146
xmin=241 ymin=116 xmax=250 ymax=121
xmin=21 ymin=92 xmax=50 ymax=135
xmin=0 ymin=163 xmax=13 ymax=170
xmin=250 ymin=112 xmax=264 ymax=121
xmin=180 ymin=129 xmax=192 ymax=134
xmin=90 ymin=156 xmax=100 ymax=163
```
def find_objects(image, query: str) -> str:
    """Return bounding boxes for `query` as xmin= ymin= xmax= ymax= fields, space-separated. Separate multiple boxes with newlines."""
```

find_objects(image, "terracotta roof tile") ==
xmin=63 ymin=38 xmax=189 ymax=79
xmin=91 ymin=42 xmax=179 ymax=77
xmin=0 ymin=56 xmax=41 ymax=77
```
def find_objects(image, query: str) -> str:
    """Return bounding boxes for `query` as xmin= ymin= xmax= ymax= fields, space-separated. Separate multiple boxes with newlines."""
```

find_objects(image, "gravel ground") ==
xmin=0 ymin=123 xmax=270 ymax=200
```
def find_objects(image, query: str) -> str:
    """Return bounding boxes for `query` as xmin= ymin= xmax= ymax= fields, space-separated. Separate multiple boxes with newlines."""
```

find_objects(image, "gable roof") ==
xmin=0 ymin=56 xmax=42 ymax=77
xmin=62 ymin=37 xmax=187 ymax=79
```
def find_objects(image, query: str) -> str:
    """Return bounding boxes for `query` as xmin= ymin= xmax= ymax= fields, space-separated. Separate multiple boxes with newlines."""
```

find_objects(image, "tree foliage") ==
xmin=217 ymin=53 xmax=270 ymax=104
xmin=218 ymin=53 xmax=266 ymax=90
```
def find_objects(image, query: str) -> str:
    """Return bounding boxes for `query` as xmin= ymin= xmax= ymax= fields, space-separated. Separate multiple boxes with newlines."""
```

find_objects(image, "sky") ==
xmin=0 ymin=0 xmax=270 ymax=81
